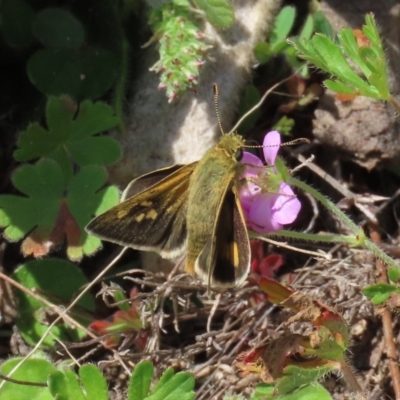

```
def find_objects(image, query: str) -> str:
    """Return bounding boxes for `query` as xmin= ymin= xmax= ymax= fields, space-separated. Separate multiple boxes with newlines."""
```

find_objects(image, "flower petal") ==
xmin=263 ymin=131 xmax=281 ymax=165
xmin=272 ymin=183 xmax=301 ymax=225
xmin=248 ymin=194 xmax=283 ymax=233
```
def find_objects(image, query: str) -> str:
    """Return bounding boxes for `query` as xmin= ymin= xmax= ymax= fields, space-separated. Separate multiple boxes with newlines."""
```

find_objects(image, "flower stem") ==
xmin=283 ymin=177 xmax=400 ymax=275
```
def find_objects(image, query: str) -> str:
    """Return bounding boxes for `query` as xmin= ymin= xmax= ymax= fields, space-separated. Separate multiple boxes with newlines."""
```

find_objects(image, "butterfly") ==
xmin=86 ymin=131 xmax=251 ymax=288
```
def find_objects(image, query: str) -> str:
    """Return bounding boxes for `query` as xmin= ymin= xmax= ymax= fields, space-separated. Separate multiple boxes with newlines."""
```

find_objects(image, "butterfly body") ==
xmin=86 ymin=132 xmax=251 ymax=288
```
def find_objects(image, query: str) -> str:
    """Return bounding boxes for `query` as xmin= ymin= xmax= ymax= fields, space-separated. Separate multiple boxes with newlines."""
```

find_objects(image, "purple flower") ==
xmin=239 ymin=131 xmax=301 ymax=233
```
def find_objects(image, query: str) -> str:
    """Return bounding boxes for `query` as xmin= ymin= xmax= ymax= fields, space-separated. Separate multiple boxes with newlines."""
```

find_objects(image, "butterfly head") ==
xmin=217 ymin=132 xmax=246 ymax=161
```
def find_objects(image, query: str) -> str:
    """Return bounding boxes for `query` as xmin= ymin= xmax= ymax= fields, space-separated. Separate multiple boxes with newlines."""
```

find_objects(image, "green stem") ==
xmin=287 ymin=177 xmax=400 ymax=276
xmin=251 ymin=230 xmax=359 ymax=246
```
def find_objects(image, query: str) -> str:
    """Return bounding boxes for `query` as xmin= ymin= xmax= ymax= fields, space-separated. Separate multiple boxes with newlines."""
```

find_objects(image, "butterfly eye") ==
xmin=234 ymin=148 xmax=243 ymax=161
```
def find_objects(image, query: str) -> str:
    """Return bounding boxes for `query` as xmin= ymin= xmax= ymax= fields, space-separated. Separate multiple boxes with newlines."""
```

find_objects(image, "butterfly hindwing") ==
xmin=195 ymin=185 xmax=250 ymax=287
xmin=86 ymin=163 xmax=197 ymax=258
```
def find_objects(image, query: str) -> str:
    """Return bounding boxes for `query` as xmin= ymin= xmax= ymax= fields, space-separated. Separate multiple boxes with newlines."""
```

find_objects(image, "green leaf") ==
xmin=127 ymin=361 xmax=195 ymax=400
xmin=254 ymin=42 xmax=271 ymax=64
xmin=313 ymin=11 xmax=334 ymax=38
xmin=0 ymin=159 xmax=64 ymax=242
xmin=67 ymin=165 xmax=119 ymax=259
xmin=48 ymin=370 xmax=86 ymax=400
xmin=237 ymin=84 xmax=261 ymax=134
xmin=270 ymin=6 xmax=295 ymax=49
xmin=48 ymin=365 xmax=108 ymax=400
xmin=278 ymin=383 xmax=331 ymax=400
xmin=128 ymin=360 xmax=154 ymax=400
xmin=79 ymin=365 xmax=109 ymax=400
xmin=1 ymin=0 xmax=35 ymax=49
xmin=363 ymin=282 xmax=399 ymax=304
xmin=13 ymin=258 xmax=95 ymax=347
xmin=32 ymin=8 xmax=85 ymax=49
xmin=14 ymin=97 xmax=121 ymax=170
xmin=0 ymin=159 xmax=119 ymax=259
xmin=277 ymin=364 xmax=334 ymax=395
xmin=147 ymin=370 xmax=195 ymax=400
xmin=27 ymin=47 xmax=118 ymax=99
xmin=193 ymin=0 xmax=234 ymax=29
xmin=388 ymin=267 xmax=400 ymax=283
xmin=250 ymin=383 xmax=275 ymax=399
xmin=298 ymin=14 xmax=313 ymax=41
xmin=0 ymin=357 xmax=55 ymax=400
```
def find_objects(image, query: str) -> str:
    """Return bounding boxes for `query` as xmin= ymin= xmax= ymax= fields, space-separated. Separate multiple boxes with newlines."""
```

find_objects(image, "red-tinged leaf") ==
xmin=336 ymin=91 xmax=358 ymax=102
xmin=353 ymin=28 xmax=370 ymax=47
xmin=259 ymin=277 xmax=294 ymax=304
xmin=20 ymin=199 xmax=82 ymax=258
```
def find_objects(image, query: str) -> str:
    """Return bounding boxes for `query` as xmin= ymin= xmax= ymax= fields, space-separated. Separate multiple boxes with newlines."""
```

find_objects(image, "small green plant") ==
xmin=254 ymin=6 xmax=333 ymax=77
xmin=0 ymin=97 xmax=120 ymax=260
xmin=147 ymin=0 xmax=234 ymax=101
xmin=287 ymin=13 xmax=400 ymax=305
xmin=0 ymin=359 xmax=195 ymax=400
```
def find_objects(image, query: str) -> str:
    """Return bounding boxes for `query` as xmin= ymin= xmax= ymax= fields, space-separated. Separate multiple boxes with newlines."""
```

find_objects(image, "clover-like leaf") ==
xmin=1 ymin=0 xmax=35 ymax=49
xmin=0 ymin=158 xmax=119 ymax=260
xmin=14 ymin=97 xmax=121 ymax=182
xmin=13 ymin=258 xmax=95 ymax=347
xmin=32 ymin=8 xmax=85 ymax=50
xmin=27 ymin=47 xmax=118 ymax=99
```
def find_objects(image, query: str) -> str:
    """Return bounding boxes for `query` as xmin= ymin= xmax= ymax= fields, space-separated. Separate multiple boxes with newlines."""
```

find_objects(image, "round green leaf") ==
xmin=1 ymin=0 xmax=35 ymax=49
xmin=79 ymin=47 xmax=118 ymax=99
xmin=33 ymin=8 xmax=85 ymax=49
xmin=27 ymin=48 xmax=82 ymax=98
xmin=254 ymin=42 xmax=271 ymax=64
xmin=27 ymin=47 xmax=118 ymax=99
xmin=0 ymin=357 xmax=55 ymax=400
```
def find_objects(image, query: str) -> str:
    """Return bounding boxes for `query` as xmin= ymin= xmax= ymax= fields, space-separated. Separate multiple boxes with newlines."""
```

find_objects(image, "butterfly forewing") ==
xmin=122 ymin=165 xmax=185 ymax=201
xmin=86 ymin=163 xmax=197 ymax=259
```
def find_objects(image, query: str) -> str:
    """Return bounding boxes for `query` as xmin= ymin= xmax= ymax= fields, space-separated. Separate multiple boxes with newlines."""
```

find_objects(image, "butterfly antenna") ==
xmin=213 ymin=83 xmax=226 ymax=135
xmin=244 ymin=137 xmax=310 ymax=149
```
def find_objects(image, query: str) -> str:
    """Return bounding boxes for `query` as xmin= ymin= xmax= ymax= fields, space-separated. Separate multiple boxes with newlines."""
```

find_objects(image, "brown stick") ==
xmin=369 ymin=227 xmax=400 ymax=399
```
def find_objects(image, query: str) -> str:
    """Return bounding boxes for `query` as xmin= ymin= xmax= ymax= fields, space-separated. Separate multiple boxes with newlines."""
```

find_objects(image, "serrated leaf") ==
xmin=0 ymin=159 xmax=64 ymax=242
xmin=33 ymin=8 xmax=85 ymax=49
xmin=14 ymin=97 xmax=120 ymax=171
xmin=1 ymin=0 xmax=35 ymax=49
xmin=128 ymin=360 xmax=154 ymax=400
xmin=13 ymin=258 xmax=95 ymax=347
xmin=27 ymin=47 xmax=118 ymax=99
xmin=0 ymin=159 xmax=119 ymax=259
xmin=0 ymin=357 xmax=55 ymax=399
xmin=147 ymin=371 xmax=195 ymax=400
xmin=277 ymin=364 xmax=334 ymax=395
xmin=277 ymin=383 xmax=331 ymax=400
xmin=194 ymin=0 xmax=234 ymax=29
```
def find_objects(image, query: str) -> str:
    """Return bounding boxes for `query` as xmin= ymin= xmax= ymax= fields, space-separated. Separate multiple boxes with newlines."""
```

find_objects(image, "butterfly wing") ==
xmin=194 ymin=185 xmax=250 ymax=287
xmin=86 ymin=163 xmax=197 ymax=259
xmin=121 ymin=165 xmax=184 ymax=201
